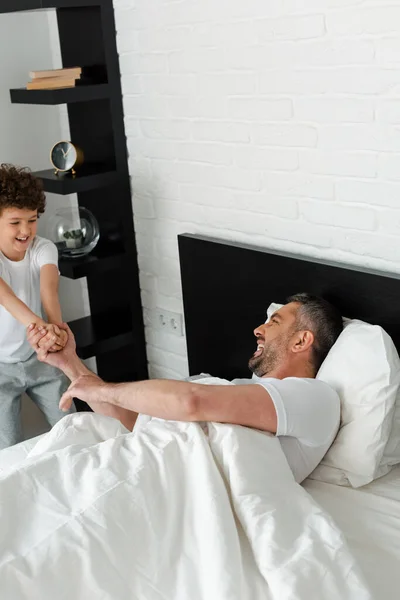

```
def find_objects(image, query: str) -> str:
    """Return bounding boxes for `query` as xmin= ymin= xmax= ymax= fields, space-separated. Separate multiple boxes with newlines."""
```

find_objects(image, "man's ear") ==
xmin=291 ymin=330 xmax=314 ymax=354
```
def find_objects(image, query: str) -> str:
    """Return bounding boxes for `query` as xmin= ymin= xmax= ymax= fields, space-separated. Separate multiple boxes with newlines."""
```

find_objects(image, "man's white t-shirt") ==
xmin=232 ymin=376 xmax=340 ymax=483
xmin=0 ymin=236 xmax=59 ymax=363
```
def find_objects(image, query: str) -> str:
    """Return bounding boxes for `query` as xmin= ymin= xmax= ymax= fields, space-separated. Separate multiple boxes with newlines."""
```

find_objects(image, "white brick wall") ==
xmin=113 ymin=0 xmax=400 ymax=379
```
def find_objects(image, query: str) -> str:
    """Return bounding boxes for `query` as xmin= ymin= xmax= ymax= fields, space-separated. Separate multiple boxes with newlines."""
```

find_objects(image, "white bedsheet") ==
xmin=0 ymin=412 xmax=371 ymax=600
xmin=305 ymin=467 xmax=400 ymax=600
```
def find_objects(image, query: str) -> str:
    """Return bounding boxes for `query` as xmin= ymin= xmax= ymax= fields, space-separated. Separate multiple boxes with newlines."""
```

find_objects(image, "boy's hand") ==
xmin=37 ymin=323 xmax=67 ymax=352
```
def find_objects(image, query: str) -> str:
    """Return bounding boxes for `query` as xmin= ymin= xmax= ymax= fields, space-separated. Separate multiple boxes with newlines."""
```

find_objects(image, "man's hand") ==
xmin=59 ymin=374 xmax=111 ymax=412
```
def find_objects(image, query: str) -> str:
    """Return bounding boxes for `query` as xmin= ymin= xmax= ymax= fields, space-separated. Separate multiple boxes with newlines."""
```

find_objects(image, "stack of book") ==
xmin=26 ymin=67 xmax=82 ymax=90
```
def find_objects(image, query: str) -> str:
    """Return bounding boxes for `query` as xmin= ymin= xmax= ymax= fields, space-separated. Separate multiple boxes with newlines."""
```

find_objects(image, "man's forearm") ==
xmin=107 ymin=379 xmax=197 ymax=421
xmin=56 ymin=352 xmax=93 ymax=382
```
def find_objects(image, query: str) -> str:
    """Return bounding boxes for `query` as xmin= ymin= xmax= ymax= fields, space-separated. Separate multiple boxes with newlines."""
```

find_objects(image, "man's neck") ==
xmin=261 ymin=362 xmax=315 ymax=380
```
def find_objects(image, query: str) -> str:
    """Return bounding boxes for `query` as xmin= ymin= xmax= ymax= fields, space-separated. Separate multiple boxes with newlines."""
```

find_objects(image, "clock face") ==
xmin=51 ymin=142 xmax=77 ymax=172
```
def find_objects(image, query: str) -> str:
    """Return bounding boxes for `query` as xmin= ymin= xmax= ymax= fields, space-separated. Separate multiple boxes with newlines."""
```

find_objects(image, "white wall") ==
xmin=113 ymin=0 xmax=400 ymax=380
xmin=0 ymin=9 xmax=91 ymax=437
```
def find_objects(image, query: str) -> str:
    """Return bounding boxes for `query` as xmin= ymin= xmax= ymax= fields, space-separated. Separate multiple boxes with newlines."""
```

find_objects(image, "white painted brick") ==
xmin=378 ymin=154 xmax=400 ymax=182
xmin=145 ymin=328 xmax=187 ymax=357
xmin=116 ymin=29 xmax=138 ymax=54
xmin=195 ymin=74 xmax=257 ymax=96
xmin=295 ymin=97 xmax=373 ymax=124
xmin=299 ymin=151 xmax=377 ymax=178
xmin=136 ymin=27 xmax=192 ymax=53
xmin=141 ymin=74 xmax=195 ymax=96
xmin=337 ymin=231 xmax=400 ymax=263
xmin=142 ymin=290 xmax=184 ymax=314
xmin=135 ymin=233 xmax=156 ymax=258
xmin=376 ymin=38 xmax=400 ymax=65
xmin=123 ymin=95 xmax=169 ymax=118
xmin=231 ymin=193 xmax=298 ymax=219
xmin=379 ymin=209 xmax=400 ymax=235
xmin=168 ymin=96 xmax=227 ymax=119
xmin=148 ymin=363 xmax=183 ymax=381
xmin=139 ymin=271 xmax=157 ymax=293
xmin=119 ymin=52 xmax=167 ymax=75
xmin=257 ymin=14 xmax=325 ymax=42
xmin=146 ymin=345 xmax=188 ymax=377
xmin=264 ymin=172 xmax=334 ymax=200
xmin=327 ymin=7 xmax=400 ymax=36
xmin=154 ymin=200 xmax=206 ymax=224
xmin=319 ymin=125 xmax=400 ymax=153
xmin=191 ymin=121 xmax=250 ymax=143
xmin=129 ymin=138 xmax=177 ymax=161
xmin=157 ymin=276 xmax=182 ymax=299
xmin=124 ymin=118 xmax=140 ymax=138
xmin=253 ymin=123 xmax=318 ymax=148
xmin=234 ymin=146 xmax=298 ymax=171
xmin=336 ymin=179 xmax=400 ymax=209
xmin=259 ymin=68 xmax=400 ymax=95
xmin=179 ymin=184 xmax=233 ymax=208
xmin=155 ymin=238 xmax=180 ymax=261
xmin=263 ymin=218 xmax=334 ymax=248
xmin=140 ymin=119 xmax=191 ymax=140
xmin=228 ymin=98 xmax=292 ymax=121
xmin=168 ymin=49 xmax=226 ymax=74
xmin=175 ymin=142 xmax=233 ymax=165
xmin=172 ymin=162 xmax=262 ymax=192
xmin=327 ymin=0 xmax=366 ymax=6
xmin=376 ymin=101 xmax=400 ymax=124
xmin=270 ymin=39 xmax=374 ymax=69
xmin=301 ymin=201 xmax=376 ymax=231
xmin=131 ymin=193 xmax=155 ymax=219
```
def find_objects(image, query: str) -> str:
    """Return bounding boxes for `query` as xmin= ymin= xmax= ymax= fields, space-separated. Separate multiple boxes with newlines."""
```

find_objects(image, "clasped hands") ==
xmin=29 ymin=322 xmax=68 ymax=353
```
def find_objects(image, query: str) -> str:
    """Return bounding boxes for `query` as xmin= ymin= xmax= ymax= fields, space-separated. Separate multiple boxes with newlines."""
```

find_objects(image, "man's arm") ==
xmin=0 ymin=276 xmax=46 ymax=327
xmin=27 ymin=323 xmax=139 ymax=431
xmin=61 ymin=377 xmax=278 ymax=433
xmin=31 ymin=324 xmax=278 ymax=433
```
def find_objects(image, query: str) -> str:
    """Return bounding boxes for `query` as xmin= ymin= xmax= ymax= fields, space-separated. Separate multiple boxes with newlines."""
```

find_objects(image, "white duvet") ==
xmin=0 ymin=388 xmax=372 ymax=599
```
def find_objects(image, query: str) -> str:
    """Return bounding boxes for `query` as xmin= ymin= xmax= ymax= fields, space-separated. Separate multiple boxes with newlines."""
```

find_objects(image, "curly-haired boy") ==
xmin=0 ymin=164 xmax=75 ymax=449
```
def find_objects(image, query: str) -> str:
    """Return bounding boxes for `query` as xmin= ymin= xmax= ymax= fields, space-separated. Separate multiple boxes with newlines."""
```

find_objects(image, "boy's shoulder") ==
xmin=28 ymin=236 xmax=58 ymax=268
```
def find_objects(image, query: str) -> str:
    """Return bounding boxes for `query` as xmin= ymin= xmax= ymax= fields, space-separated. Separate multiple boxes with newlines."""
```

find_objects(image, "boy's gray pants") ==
xmin=0 ymin=352 xmax=75 ymax=450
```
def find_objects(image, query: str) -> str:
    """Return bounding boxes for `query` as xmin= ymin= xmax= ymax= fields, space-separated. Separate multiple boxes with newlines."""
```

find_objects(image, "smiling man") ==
xmin=28 ymin=293 xmax=343 ymax=483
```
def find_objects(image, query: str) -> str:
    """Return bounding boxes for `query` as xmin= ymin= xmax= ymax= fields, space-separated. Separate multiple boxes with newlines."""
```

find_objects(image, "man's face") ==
xmin=0 ymin=207 xmax=38 ymax=260
xmin=248 ymin=302 xmax=299 ymax=377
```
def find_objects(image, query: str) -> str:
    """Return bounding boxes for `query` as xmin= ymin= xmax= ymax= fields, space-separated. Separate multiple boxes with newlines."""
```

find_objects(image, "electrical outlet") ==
xmin=151 ymin=308 xmax=184 ymax=337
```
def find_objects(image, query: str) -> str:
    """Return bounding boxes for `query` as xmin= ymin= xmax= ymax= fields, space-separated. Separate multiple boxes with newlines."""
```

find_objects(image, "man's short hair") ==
xmin=286 ymin=293 xmax=343 ymax=373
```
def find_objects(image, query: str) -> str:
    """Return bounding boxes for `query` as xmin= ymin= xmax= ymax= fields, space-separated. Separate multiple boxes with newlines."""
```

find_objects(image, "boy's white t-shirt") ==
xmin=232 ymin=376 xmax=340 ymax=483
xmin=0 ymin=236 xmax=59 ymax=363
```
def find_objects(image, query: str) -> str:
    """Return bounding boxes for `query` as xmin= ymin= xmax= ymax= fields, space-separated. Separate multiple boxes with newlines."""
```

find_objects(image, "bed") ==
xmin=1 ymin=234 xmax=400 ymax=599
xmin=178 ymin=232 xmax=400 ymax=599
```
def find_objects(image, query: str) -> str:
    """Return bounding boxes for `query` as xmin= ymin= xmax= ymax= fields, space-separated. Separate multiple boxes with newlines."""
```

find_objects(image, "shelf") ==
xmin=33 ymin=166 xmax=120 ymax=194
xmin=10 ymin=84 xmax=110 ymax=105
xmin=68 ymin=308 xmax=134 ymax=360
xmin=59 ymin=246 xmax=130 ymax=280
xmin=0 ymin=1 xmax=103 ymax=14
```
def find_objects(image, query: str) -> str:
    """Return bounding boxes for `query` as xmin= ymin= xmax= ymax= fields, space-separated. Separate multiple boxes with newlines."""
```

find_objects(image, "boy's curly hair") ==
xmin=0 ymin=164 xmax=46 ymax=216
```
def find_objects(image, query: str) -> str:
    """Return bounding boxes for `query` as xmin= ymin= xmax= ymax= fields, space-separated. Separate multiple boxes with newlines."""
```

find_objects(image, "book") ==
xmin=29 ymin=67 xmax=82 ymax=80
xmin=26 ymin=77 xmax=77 ymax=90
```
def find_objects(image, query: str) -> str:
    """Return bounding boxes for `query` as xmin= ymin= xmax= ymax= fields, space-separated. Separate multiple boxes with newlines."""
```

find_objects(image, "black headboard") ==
xmin=178 ymin=233 xmax=400 ymax=380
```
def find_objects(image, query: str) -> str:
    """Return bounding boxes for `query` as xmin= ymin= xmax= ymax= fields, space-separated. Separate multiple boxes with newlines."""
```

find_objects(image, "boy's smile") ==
xmin=0 ymin=207 xmax=38 ymax=261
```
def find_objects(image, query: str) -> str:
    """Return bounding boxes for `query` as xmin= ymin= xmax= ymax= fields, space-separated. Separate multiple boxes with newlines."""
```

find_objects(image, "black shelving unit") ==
xmin=3 ymin=0 xmax=148 ymax=387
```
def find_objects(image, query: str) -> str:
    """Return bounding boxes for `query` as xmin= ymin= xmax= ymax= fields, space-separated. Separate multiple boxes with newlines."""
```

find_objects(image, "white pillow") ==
xmin=265 ymin=303 xmax=400 ymax=487
xmin=314 ymin=320 xmax=400 ymax=487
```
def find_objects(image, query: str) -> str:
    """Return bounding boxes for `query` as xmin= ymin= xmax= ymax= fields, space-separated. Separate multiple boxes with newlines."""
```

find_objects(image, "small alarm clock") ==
xmin=50 ymin=141 xmax=84 ymax=176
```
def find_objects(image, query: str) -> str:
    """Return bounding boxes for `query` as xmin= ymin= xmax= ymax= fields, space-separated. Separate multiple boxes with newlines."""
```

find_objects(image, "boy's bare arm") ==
xmin=0 ymin=276 xmax=46 ymax=327
xmin=40 ymin=264 xmax=63 ymax=324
